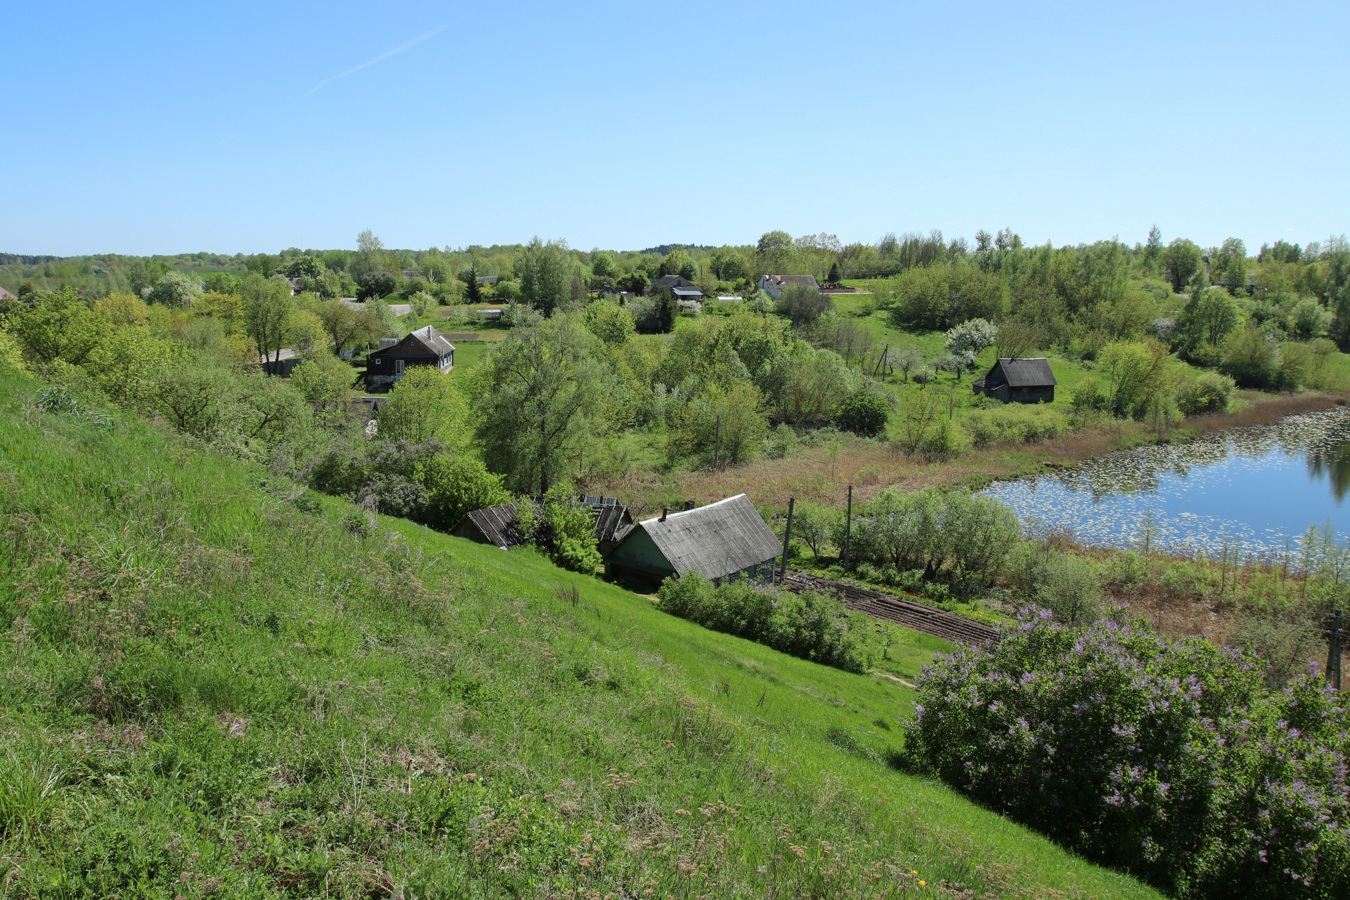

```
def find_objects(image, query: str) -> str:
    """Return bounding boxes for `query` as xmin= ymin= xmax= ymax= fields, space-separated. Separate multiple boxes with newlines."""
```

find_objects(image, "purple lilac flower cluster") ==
xmin=902 ymin=610 xmax=1350 ymax=898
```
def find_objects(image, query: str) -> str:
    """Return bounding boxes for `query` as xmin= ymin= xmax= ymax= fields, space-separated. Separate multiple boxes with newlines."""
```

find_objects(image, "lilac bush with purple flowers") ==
xmin=902 ymin=610 xmax=1350 ymax=897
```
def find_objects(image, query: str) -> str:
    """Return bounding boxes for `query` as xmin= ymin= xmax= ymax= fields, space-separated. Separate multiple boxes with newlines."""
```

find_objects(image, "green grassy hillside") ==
xmin=0 ymin=373 xmax=1160 ymax=898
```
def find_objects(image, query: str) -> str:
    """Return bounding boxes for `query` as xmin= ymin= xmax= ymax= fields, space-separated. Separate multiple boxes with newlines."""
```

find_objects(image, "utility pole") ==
xmin=842 ymin=484 xmax=853 ymax=571
xmin=1327 ymin=611 xmax=1344 ymax=691
xmin=779 ymin=497 xmax=795 ymax=585
xmin=713 ymin=416 xmax=721 ymax=471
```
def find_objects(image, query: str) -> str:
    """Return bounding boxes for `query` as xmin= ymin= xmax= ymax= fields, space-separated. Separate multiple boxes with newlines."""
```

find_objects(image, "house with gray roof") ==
xmin=604 ymin=494 xmax=780 ymax=588
xmin=972 ymin=358 xmax=1056 ymax=404
xmin=365 ymin=324 xmax=454 ymax=389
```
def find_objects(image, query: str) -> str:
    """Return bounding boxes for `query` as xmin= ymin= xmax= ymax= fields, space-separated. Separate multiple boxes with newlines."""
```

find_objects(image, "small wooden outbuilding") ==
xmin=973 ymin=358 xmax=1056 ymax=404
xmin=604 ymin=494 xmax=780 ymax=589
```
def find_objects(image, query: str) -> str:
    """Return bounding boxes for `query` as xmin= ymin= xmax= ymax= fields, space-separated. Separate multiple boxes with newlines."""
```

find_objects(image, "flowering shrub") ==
xmin=902 ymin=611 xmax=1350 ymax=897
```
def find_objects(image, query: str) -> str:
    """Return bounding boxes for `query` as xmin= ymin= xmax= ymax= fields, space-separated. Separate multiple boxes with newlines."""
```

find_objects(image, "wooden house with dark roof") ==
xmin=604 ymin=494 xmax=781 ymax=589
xmin=365 ymin=325 xmax=454 ymax=389
xmin=972 ymin=358 xmax=1056 ymax=404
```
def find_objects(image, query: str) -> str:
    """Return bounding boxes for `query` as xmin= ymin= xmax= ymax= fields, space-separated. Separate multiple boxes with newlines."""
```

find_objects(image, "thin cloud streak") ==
xmin=300 ymin=25 xmax=447 ymax=100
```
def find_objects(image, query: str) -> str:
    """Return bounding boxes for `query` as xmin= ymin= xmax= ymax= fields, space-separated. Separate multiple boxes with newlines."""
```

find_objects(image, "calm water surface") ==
xmin=981 ymin=408 xmax=1350 ymax=557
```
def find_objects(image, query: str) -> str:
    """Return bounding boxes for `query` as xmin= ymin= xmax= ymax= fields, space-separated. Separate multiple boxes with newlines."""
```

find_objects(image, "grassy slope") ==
xmin=0 ymin=374 xmax=1158 ymax=898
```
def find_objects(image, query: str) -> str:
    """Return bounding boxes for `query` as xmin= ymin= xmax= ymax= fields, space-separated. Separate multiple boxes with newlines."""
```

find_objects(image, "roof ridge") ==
xmin=638 ymin=493 xmax=747 ymax=525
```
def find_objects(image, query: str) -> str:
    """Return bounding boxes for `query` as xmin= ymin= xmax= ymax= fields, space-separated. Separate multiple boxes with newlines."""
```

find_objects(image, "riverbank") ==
xmin=595 ymin=390 xmax=1347 ymax=515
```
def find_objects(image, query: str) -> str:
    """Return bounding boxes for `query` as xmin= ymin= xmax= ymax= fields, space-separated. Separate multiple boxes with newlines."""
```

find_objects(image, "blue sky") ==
xmin=5 ymin=1 xmax=1348 ymax=256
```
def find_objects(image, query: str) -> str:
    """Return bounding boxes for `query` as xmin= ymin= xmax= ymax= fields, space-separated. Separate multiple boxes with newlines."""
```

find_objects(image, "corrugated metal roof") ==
xmin=594 ymin=505 xmax=633 ymax=545
xmin=637 ymin=494 xmax=780 ymax=581
xmin=995 ymin=358 xmax=1056 ymax=388
xmin=463 ymin=503 xmax=523 ymax=548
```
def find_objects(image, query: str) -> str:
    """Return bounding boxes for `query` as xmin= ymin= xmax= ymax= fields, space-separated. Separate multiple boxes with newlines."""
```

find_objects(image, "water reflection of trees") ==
xmin=1053 ymin=410 xmax=1350 ymax=502
xmin=1305 ymin=440 xmax=1350 ymax=502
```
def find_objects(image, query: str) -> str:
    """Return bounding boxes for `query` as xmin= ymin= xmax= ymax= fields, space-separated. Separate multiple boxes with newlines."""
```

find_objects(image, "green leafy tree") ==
xmin=154 ymin=364 xmax=230 ymax=437
xmin=287 ymin=309 xmax=328 ymax=359
xmin=126 ymin=258 xmax=169 ymax=296
xmin=778 ymin=283 xmax=831 ymax=327
xmin=1141 ymin=225 xmax=1163 ymax=274
xmin=418 ymin=455 xmax=510 ymax=531
xmin=1036 ymin=552 xmax=1102 ymax=625
xmin=1325 ymin=243 xmax=1350 ymax=348
xmin=658 ymin=249 xmax=696 ymax=280
xmin=589 ymin=251 xmax=618 ymax=280
xmin=471 ymin=314 xmax=604 ymax=494
xmin=1164 ymin=238 xmax=1203 ymax=294
xmin=792 ymin=502 xmax=841 ymax=560
xmin=1212 ymin=237 xmax=1249 ymax=296
xmin=1218 ymin=325 xmax=1281 ymax=389
xmin=1179 ymin=289 xmax=1239 ymax=352
xmin=316 ymin=299 xmax=383 ymax=355
xmin=290 ymin=355 xmax=355 ymax=429
xmin=519 ymin=237 xmax=571 ymax=317
xmin=1290 ymin=297 xmax=1332 ymax=340
xmin=666 ymin=377 xmax=766 ymax=464
xmin=582 ymin=299 xmax=635 ymax=345
xmin=240 ymin=273 xmax=296 ymax=374
xmin=756 ymin=230 xmax=794 ymax=271
xmin=379 ymin=365 xmax=469 ymax=450
xmin=1097 ymin=340 xmax=1174 ymax=419
xmin=285 ymin=255 xmax=324 ymax=279
xmin=834 ymin=386 xmax=890 ymax=436
xmin=709 ymin=246 xmax=748 ymax=282
xmin=83 ymin=325 xmax=174 ymax=407
xmin=357 ymin=271 xmax=398 ymax=301
xmin=146 ymin=271 xmax=203 ymax=308
xmin=536 ymin=485 xmax=602 ymax=573
xmin=9 ymin=289 xmax=106 ymax=365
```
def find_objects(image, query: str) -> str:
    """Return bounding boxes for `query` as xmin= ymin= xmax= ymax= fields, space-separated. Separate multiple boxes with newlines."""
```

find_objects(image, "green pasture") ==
xmin=0 ymin=371 xmax=1160 ymax=898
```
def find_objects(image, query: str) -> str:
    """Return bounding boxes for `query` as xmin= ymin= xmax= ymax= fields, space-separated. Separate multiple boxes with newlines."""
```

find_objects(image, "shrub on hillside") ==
xmin=1175 ymin=371 xmax=1235 ymax=416
xmin=657 ymin=575 xmax=872 ymax=673
xmin=309 ymin=438 xmax=442 ymax=521
xmin=834 ymin=386 xmax=889 ymax=437
xmin=902 ymin=612 xmax=1350 ymax=898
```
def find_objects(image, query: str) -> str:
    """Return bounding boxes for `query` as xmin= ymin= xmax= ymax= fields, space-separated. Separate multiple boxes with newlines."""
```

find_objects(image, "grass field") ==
xmin=0 ymin=372 xmax=1160 ymax=898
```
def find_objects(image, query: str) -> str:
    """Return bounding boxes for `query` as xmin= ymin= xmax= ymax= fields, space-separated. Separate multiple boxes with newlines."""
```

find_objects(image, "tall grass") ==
xmin=0 ymin=372 xmax=1160 ymax=898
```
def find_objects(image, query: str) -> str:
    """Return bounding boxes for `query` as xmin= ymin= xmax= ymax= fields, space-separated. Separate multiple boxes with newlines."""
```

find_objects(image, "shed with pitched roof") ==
xmin=972 ymin=358 xmax=1056 ymax=404
xmin=604 ymin=494 xmax=780 ymax=588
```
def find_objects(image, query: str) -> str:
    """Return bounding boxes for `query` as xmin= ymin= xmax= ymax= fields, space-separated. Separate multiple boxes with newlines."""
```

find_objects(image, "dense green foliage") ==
xmin=904 ymin=612 xmax=1350 ymax=898
xmin=657 ymin=575 xmax=873 ymax=673
xmin=848 ymin=488 xmax=1022 ymax=591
